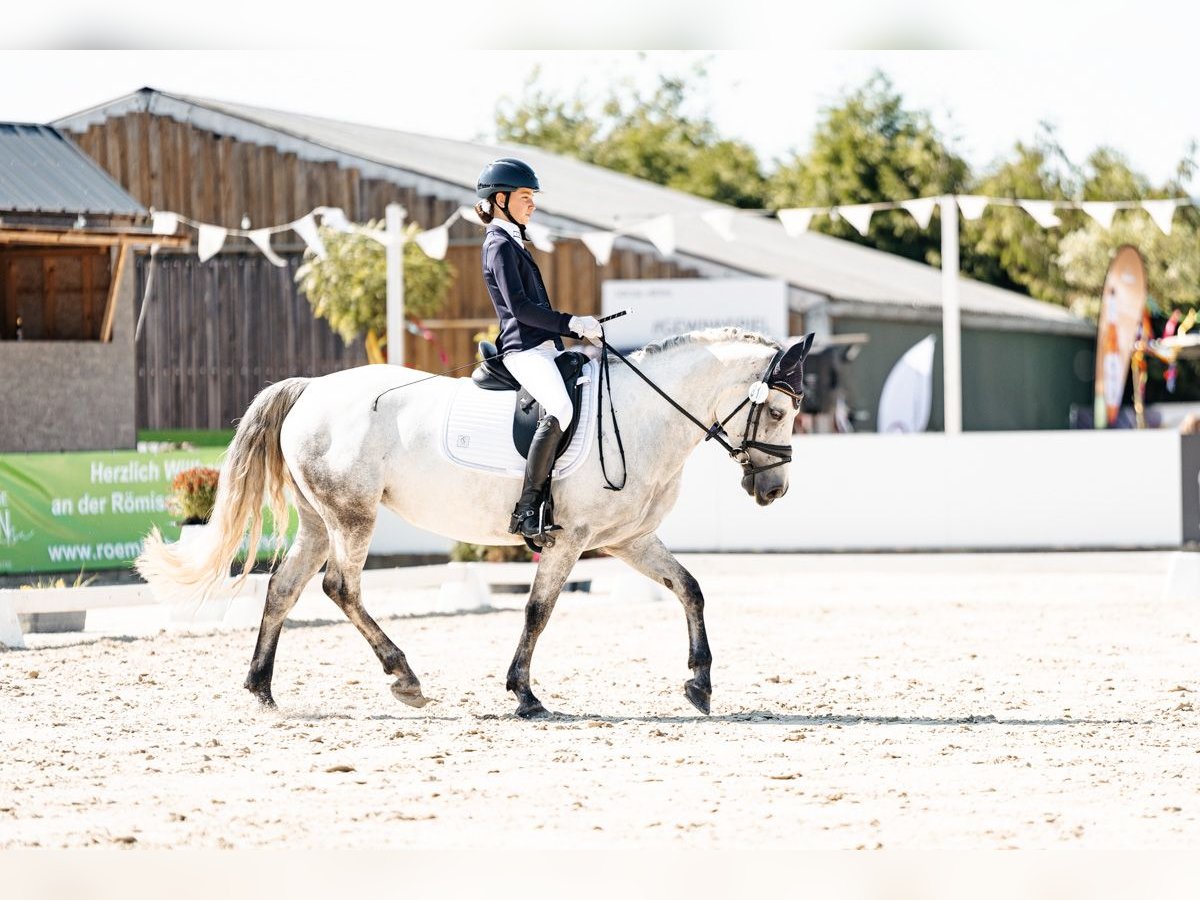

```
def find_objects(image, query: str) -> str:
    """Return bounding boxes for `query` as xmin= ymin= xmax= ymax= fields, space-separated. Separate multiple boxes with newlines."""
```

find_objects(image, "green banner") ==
xmin=0 ymin=448 xmax=294 ymax=575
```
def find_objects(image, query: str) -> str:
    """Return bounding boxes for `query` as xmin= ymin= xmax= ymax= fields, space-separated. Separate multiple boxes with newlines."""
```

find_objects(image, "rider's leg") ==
xmin=502 ymin=345 xmax=574 ymax=543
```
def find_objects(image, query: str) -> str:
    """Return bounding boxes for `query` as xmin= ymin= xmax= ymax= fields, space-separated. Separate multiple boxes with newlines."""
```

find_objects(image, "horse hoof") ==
xmin=684 ymin=680 xmax=711 ymax=715
xmin=390 ymin=681 xmax=430 ymax=708
xmin=516 ymin=700 xmax=549 ymax=719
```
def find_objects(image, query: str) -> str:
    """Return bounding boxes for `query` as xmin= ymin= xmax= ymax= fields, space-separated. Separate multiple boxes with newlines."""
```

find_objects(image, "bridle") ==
xmin=595 ymin=338 xmax=800 ymax=492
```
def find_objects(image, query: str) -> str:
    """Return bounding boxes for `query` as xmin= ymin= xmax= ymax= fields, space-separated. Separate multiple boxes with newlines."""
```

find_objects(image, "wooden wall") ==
xmin=134 ymin=250 xmax=366 ymax=430
xmin=0 ymin=246 xmax=111 ymax=341
xmin=76 ymin=112 xmax=701 ymax=428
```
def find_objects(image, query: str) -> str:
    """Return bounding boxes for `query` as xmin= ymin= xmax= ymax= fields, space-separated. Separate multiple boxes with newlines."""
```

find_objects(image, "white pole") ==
xmin=940 ymin=195 xmax=963 ymax=435
xmin=385 ymin=203 xmax=406 ymax=366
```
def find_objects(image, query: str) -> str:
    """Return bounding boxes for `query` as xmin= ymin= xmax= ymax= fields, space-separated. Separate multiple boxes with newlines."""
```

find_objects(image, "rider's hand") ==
xmin=569 ymin=315 xmax=603 ymax=346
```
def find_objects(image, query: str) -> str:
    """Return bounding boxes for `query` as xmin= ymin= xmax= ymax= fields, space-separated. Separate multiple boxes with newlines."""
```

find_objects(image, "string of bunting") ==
xmin=148 ymin=192 xmax=1200 ymax=271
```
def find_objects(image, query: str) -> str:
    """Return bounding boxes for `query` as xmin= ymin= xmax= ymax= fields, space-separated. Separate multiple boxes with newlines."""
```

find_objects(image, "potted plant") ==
xmin=166 ymin=466 xmax=220 ymax=540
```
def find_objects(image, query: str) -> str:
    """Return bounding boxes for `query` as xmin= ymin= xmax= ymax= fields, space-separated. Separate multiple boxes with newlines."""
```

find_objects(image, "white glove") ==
xmin=569 ymin=315 xmax=603 ymax=345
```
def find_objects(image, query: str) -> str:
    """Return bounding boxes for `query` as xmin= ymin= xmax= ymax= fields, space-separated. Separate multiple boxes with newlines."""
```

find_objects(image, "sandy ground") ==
xmin=1 ymin=552 xmax=1197 ymax=850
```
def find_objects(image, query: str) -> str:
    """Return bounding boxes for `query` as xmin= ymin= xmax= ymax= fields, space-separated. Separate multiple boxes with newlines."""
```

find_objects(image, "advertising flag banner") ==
xmin=1094 ymin=245 xmax=1148 ymax=427
xmin=0 ymin=449 xmax=295 ymax=574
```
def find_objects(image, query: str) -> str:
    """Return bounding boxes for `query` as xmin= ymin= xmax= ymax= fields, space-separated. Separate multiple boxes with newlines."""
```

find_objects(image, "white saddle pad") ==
xmin=440 ymin=361 xmax=597 ymax=479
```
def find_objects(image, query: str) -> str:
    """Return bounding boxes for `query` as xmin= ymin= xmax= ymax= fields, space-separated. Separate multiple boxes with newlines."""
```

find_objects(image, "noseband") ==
xmin=596 ymin=342 xmax=799 ymax=491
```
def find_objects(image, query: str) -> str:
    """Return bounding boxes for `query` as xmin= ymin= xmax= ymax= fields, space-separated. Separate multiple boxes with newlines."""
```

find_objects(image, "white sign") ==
xmin=600 ymin=278 xmax=789 ymax=349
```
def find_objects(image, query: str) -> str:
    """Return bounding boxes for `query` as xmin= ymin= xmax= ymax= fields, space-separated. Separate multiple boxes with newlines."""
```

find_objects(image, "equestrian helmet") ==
xmin=476 ymin=158 xmax=540 ymax=199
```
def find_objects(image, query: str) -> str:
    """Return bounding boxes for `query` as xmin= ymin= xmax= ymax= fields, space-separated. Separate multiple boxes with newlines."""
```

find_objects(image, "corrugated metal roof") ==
xmin=54 ymin=90 xmax=1093 ymax=336
xmin=0 ymin=123 xmax=145 ymax=217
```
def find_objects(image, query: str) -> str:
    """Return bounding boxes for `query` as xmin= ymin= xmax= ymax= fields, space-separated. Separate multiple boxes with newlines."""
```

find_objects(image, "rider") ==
xmin=475 ymin=157 xmax=603 ymax=545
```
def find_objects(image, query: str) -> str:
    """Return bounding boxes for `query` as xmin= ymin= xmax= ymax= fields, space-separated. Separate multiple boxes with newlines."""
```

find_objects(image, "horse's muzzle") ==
xmin=744 ymin=473 xmax=788 ymax=506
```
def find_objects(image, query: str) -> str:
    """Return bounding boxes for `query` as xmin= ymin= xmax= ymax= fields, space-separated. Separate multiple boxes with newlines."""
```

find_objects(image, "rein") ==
xmin=595 ymin=334 xmax=796 ymax=492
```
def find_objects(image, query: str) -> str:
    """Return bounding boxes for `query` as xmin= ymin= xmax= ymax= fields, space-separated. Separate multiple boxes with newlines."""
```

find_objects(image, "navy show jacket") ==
xmin=482 ymin=226 xmax=578 ymax=354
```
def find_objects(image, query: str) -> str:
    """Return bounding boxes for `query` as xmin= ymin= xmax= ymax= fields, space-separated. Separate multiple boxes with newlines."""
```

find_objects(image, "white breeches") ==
xmin=503 ymin=341 xmax=573 ymax=428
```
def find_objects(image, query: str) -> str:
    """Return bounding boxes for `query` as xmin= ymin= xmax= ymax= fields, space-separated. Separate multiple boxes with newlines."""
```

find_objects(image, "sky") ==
xmin=3 ymin=12 xmax=1200 ymax=194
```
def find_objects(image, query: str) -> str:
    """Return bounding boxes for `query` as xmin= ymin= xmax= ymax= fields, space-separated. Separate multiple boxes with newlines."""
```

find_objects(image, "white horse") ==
xmin=136 ymin=327 xmax=810 ymax=718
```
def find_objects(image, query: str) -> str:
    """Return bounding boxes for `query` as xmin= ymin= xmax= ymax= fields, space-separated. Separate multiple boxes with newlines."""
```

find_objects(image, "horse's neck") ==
xmin=614 ymin=343 xmax=769 ymax=449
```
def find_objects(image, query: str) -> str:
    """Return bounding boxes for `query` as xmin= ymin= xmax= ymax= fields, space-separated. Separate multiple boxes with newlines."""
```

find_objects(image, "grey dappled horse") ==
xmin=136 ymin=328 xmax=807 ymax=718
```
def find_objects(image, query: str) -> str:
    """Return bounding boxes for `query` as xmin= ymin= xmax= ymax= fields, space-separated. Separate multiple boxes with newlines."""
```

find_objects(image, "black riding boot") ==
xmin=509 ymin=415 xmax=564 ymax=546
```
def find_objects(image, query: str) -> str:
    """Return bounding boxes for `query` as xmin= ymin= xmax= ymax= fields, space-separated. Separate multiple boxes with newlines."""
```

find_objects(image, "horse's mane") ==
xmin=619 ymin=327 xmax=780 ymax=364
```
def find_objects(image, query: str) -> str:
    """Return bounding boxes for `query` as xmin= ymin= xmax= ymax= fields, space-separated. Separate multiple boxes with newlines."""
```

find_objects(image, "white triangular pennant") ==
xmin=580 ymin=231 xmax=617 ymax=266
xmin=835 ymin=204 xmax=875 ymax=236
xmin=900 ymin=197 xmax=936 ymax=229
xmin=458 ymin=205 xmax=485 ymax=226
xmin=1143 ymin=199 xmax=1179 ymax=234
xmin=316 ymin=206 xmax=353 ymax=233
xmin=151 ymin=211 xmax=178 ymax=235
xmin=635 ymin=215 xmax=675 ymax=257
xmin=414 ymin=226 xmax=449 ymax=260
xmin=1018 ymin=200 xmax=1062 ymax=229
xmin=248 ymin=229 xmax=286 ymax=267
xmin=291 ymin=213 xmax=326 ymax=259
xmin=1080 ymin=201 xmax=1117 ymax=229
xmin=526 ymin=222 xmax=555 ymax=253
xmin=701 ymin=209 xmax=736 ymax=242
xmin=197 ymin=224 xmax=227 ymax=263
xmin=955 ymin=195 xmax=989 ymax=221
xmin=777 ymin=208 xmax=816 ymax=237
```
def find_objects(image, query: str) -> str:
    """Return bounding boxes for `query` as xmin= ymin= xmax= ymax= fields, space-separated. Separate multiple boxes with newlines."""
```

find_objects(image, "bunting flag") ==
xmin=1019 ymin=200 xmax=1062 ymax=229
xmin=900 ymin=197 xmax=936 ymax=229
xmin=151 ymin=211 xmax=179 ymax=236
xmin=635 ymin=215 xmax=676 ymax=257
xmin=701 ymin=209 xmax=737 ymax=242
xmin=956 ymin=195 xmax=989 ymax=221
xmin=835 ymin=203 xmax=876 ymax=236
xmin=248 ymin=229 xmax=286 ymax=267
xmin=1142 ymin=199 xmax=1178 ymax=234
xmin=777 ymin=208 xmax=815 ymax=237
xmin=316 ymin=206 xmax=353 ymax=233
xmin=414 ymin=225 xmax=449 ymax=260
xmin=581 ymin=231 xmax=617 ymax=266
xmin=291 ymin=213 xmax=326 ymax=259
xmin=526 ymin=221 xmax=555 ymax=253
xmin=1080 ymin=201 xmax=1117 ymax=229
xmin=458 ymin=205 xmax=485 ymax=226
xmin=197 ymin=224 xmax=227 ymax=263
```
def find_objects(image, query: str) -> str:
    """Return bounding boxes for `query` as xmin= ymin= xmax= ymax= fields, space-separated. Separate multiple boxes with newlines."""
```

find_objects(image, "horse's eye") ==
xmin=769 ymin=408 xmax=784 ymax=422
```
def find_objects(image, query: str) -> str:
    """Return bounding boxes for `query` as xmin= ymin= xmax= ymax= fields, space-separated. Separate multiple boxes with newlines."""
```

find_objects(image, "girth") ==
xmin=471 ymin=342 xmax=589 ymax=461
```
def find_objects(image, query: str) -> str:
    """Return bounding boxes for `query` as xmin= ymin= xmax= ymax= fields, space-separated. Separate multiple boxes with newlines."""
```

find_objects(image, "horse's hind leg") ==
xmin=244 ymin=495 xmax=330 ymax=707
xmin=322 ymin=509 xmax=429 ymax=708
xmin=604 ymin=533 xmax=712 ymax=715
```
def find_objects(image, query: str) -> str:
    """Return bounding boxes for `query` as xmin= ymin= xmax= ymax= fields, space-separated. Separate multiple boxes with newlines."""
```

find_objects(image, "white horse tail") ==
xmin=136 ymin=377 xmax=311 ymax=604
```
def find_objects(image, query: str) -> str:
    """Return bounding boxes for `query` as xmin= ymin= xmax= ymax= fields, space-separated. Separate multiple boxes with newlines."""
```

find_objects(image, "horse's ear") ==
xmin=769 ymin=333 xmax=815 ymax=399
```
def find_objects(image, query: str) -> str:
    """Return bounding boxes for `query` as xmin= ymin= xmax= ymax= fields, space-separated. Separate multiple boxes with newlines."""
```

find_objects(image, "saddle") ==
xmin=471 ymin=342 xmax=590 ymax=461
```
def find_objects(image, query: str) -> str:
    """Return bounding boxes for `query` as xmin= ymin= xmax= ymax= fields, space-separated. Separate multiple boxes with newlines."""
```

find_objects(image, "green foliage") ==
xmin=496 ymin=65 xmax=767 ymax=209
xmin=767 ymin=71 xmax=970 ymax=264
xmin=450 ymin=542 xmax=533 ymax=563
xmin=295 ymin=222 xmax=455 ymax=346
xmin=166 ymin=466 xmax=220 ymax=525
xmin=21 ymin=570 xmax=97 ymax=590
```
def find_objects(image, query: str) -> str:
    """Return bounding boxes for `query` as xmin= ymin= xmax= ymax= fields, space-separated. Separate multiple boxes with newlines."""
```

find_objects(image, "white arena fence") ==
xmin=0 ymin=557 xmax=665 ymax=650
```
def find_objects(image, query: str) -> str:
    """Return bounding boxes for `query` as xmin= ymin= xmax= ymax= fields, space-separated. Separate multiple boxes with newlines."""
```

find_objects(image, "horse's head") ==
xmin=735 ymin=334 xmax=813 ymax=506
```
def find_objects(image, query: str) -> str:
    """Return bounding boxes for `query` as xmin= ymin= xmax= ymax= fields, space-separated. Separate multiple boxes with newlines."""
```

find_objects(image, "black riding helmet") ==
xmin=476 ymin=158 xmax=540 ymax=199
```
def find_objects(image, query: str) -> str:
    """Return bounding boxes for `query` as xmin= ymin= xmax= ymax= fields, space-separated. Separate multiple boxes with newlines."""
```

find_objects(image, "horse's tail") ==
xmin=135 ymin=377 xmax=311 ymax=604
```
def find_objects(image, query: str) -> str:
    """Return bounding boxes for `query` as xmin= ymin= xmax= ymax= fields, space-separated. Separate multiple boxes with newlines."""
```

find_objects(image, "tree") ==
xmin=295 ymin=222 xmax=455 ymax=363
xmin=766 ymin=71 xmax=970 ymax=264
xmin=496 ymin=65 xmax=768 ymax=209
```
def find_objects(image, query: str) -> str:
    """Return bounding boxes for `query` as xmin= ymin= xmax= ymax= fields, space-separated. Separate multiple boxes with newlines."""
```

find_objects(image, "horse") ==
xmin=136 ymin=327 xmax=810 ymax=718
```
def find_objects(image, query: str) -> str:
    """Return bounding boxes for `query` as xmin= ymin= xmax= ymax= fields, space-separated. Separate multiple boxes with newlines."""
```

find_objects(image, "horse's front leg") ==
xmin=604 ymin=533 xmax=712 ymax=715
xmin=506 ymin=535 xmax=583 ymax=718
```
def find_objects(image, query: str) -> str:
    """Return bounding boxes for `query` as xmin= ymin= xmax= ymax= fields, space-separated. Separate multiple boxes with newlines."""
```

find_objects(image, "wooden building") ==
xmin=54 ymin=88 xmax=1095 ymax=433
xmin=0 ymin=123 xmax=187 ymax=451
